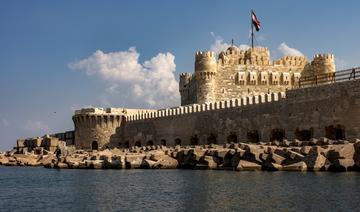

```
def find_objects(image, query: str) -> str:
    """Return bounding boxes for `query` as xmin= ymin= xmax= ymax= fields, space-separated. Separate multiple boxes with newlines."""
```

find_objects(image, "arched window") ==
xmin=207 ymin=133 xmax=217 ymax=144
xmin=325 ymin=125 xmax=345 ymax=140
xmin=295 ymin=128 xmax=313 ymax=141
xmin=175 ymin=138 xmax=181 ymax=146
xmin=160 ymin=139 xmax=167 ymax=146
xmin=146 ymin=140 xmax=154 ymax=146
xmin=270 ymin=129 xmax=285 ymax=142
xmin=91 ymin=141 xmax=98 ymax=150
xmin=247 ymin=130 xmax=260 ymax=143
xmin=134 ymin=141 xmax=141 ymax=147
xmin=190 ymin=135 xmax=199 ymax=145
xmin=227 ymin=133 xmax=238 ymax=143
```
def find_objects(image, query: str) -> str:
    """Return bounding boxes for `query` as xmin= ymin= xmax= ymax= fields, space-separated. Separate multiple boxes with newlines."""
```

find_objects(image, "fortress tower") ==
xmin=301 ymin=54 xmax=336 ymax=83
xmin=194 ymin=51 xmax=217 ymax=104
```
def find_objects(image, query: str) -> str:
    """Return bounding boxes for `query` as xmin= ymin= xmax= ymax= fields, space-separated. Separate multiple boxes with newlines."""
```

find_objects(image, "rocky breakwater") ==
xmin=2 ymin=138 xmax=360 ymax=172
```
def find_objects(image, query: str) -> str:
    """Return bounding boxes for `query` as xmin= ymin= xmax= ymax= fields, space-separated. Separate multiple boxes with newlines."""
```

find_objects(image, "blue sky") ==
xmin=0 ymin=0 xmax=359 ymax=151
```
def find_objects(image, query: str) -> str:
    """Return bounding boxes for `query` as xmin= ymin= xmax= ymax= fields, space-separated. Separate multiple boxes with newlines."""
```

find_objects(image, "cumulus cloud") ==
xmin=210 ymin=32 xmax=250 ymax=54
xmin=278 ymin=42 xmax=304 ymax=56
xmin=69 ymin=48 xmax=180 ymax=108
xmin=24 ymin=120 xmax=50 ymax=132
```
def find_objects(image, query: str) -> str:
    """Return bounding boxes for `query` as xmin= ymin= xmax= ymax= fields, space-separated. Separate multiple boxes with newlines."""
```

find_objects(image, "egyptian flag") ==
xmin=252 ymin=10 xmax=261 ymax=31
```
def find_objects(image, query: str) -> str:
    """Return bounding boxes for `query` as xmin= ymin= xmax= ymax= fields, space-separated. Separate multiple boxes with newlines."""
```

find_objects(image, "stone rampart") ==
xmin=122 ymin=79 xmax=360 ymax=147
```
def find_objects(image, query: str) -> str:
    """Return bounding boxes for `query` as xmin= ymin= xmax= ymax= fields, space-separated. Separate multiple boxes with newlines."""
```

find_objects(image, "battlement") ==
xmin=126 ymin=92 xmax=286 ymax=122
xmin=195 ymin=51 xmax=215 ymax=61
xmin=74 ymin=107 xmax=157 ymax=116
xmin=313 ymin=54 xmax=334 ymax=61
xmin=275 ymin=55 xmax=308 ymax=66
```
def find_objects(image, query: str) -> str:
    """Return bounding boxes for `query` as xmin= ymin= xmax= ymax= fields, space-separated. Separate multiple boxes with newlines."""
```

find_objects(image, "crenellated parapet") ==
xmin=274 ymin=55 xmax=308 ymax=66
xmin=73 ymin=107 xmax=157 ymax=150
xmin=126 ymin=92 xmax=286 ymax=122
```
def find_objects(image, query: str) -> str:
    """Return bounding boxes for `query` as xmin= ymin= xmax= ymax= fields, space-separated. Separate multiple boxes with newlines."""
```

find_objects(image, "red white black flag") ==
xmin=252 ymin=10 xmax=261 ymax=31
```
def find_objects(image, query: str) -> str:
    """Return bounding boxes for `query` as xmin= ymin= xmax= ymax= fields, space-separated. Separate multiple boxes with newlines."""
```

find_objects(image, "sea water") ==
xmin=0 ymin=166 xmax=359 ymax=212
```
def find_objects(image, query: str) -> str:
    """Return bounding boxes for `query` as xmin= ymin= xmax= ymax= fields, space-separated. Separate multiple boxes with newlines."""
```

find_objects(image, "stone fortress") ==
xmin=16 ymin=44 xmax=360 ymax=153
xmin=179 ymin=46 xmax=335 ymax=105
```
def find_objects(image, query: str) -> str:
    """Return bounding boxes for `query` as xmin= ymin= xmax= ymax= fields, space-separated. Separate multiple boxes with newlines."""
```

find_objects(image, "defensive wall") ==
xmin=121 ymin=78 xmax=360 ymax=147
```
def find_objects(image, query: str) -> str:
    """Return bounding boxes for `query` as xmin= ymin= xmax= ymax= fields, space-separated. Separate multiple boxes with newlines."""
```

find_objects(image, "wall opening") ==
xmin=227 ymin=133 xmax=238 ymax=143
xmin=118 ymin=142 xmax=123 ymax=148
xmin=190 ymin=135 xmax=199 ymax=145
xmin=161 ymin=139 xmax=167 ymax=146
xmin=146 ymin=140 xmax=154 ymax=146
xmin=247 ymin=130 xmax=260 ymax=143
xmin=270 ymin=129 xmax=285 ymax=142
xmin=295 ymin=128 xmax=313 ymax=141
xmin=91 ymin=141 xmax=98 ymax=150
xmin=175 ymin=138 xmax=181 ymax=146
xmin=325 ymin=125 xmax=345 ymax=140
xmin=134 ymin=141 xmax=141 ymax=147
xmin=124 ymin=141 xmax=130 ymax=148
xmin=207 ymin=133 xmax=217 ymax=144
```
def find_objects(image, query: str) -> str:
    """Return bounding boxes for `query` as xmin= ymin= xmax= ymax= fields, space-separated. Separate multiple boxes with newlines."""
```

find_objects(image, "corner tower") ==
xmin=194 ymin=51 xmax=217 ymax=104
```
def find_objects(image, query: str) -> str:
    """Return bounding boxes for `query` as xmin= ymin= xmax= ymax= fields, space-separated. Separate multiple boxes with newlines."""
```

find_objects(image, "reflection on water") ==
xmin=0 ymin=167 xmax=360 ymax=211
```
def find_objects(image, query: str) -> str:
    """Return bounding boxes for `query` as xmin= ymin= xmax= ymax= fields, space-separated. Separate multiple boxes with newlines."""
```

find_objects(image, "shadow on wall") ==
xmin=325 ymin=125 xmax=345 ymax=140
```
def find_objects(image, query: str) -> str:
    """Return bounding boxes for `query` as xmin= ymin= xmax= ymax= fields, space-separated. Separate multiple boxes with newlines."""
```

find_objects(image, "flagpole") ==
xmin=251 ymin=10 xmax=254 ymax=49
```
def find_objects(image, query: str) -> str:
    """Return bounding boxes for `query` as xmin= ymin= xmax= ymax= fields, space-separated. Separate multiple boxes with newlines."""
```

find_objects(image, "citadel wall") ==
xmin=122 ymin=79 xmax=360 ymax=147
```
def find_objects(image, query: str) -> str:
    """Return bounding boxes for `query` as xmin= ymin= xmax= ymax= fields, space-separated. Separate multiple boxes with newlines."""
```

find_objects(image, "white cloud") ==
xmin=1 ymin=119 xmax=9 ymax=127
xmin=278 ymin=42 xmax=304 ymax=56
xmin=24 ymin=120 xmax=50 ymax=132
xmin=69 ymin=48 xmax=180 ymax=108
xmin=210 ymin=32 xmax=250 ymax=54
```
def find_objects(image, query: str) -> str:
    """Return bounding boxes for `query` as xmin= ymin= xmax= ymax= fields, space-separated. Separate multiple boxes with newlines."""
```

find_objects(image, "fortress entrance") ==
xmin=247 ymin=130 xmax=260 ymax=143
xmin=207 ymin=134 xmax=217 ymax=145
xmin=270 ymin=129 xmax=285 ymax=142
xmin=134 ymin=141 xmax=141 ymax=147
xmin=161 ymin=139 xmax=167 ymax=146
xmin=190 ymin=135 xmax=199 ymax=145
xmin=175 ymin=138 xmax=181 ymax=146
xmin=146 ymin=140 xmax=154 ymax=146
xmin=227 ymin=133 xmax=238 ymax=143
xmin=295 ymin=128 xmax=313 ymax=141
xmin=325 ymin=125 xmax=345 ymax=140
xmin=91 ymin=141 xmax=98 ymax=150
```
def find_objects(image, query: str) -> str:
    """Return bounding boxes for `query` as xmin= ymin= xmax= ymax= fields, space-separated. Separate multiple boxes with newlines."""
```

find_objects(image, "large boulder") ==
xmin=236 ymin=160 xmax=261 ymax=171
xmin=148 ymin=150 xmax=165 ymax=161
xmin=282 ymin=150 xmax=305 ymax=166
xmin=140 ymin=159 xmax=157 ymax=168
xmin=282 ymin=161 xmax=307 ymax=171
xmin=85 ymin=159 xmax=104 ymax=169
xmin=104 ymin=156 xmax=125 ymax=169
xmin=152 ymin=155 xmax=178 ymax=169
xmin=328 ymin=159 xmax=355 ymax=172
xmin=125 ymin=154 xmax=145 ymax=169
xmin=196 ymin=156 xmax=219 ymax=170
xmin=304 ymin=152 xmax=330 ymax=171
xmin=326 ymin=144 xmax=355 ymax=162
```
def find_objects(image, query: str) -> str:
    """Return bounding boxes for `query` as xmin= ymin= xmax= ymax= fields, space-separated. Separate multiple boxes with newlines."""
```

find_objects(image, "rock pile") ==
xmin=2 ymin=138 xmax=360 ymax=172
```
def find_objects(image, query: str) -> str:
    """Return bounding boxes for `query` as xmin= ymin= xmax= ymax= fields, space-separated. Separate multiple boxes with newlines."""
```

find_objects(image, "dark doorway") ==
xmin=295 ymin=128 xmax=313 ymax=141
xmin=118 ymin=142 xmax=123 ymax=148
xmin=175 ymin=138 xmax=181 ymax=146
xmin=190 ymin=135 xmax=199 ymax=145
xmin=92 ymin=141 xmax=98 ymax=150
xmin=207 ymin=133 xmax=217 ymax=144
xmin=134 ymin=141 xmax=141 ymax=147
xmin=161 ymin=139 xmax=167 ymax=146
xmin=325 ymin=125 xmax=345 ymax=140
xmin=270 ymin=129 xmax=285 ymax=142
xmin=146 ymin=140 xmax=154 ymax=146
xmin=247 ymin=130 xmax=260 ymax=143
xmin=227 ymin=133 xmax=238 ymax=143
xmin=125 ymin=141 xmax=130 ymax=148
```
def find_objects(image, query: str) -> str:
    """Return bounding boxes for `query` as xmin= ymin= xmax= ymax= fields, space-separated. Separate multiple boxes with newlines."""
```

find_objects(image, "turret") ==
xmin=194 ymin=51 xmax=217 ymax=103
xmin=310 ymin=54 xmax=336 ymax=75
xmin=179 ymin=73 xmax=192 ymax=105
